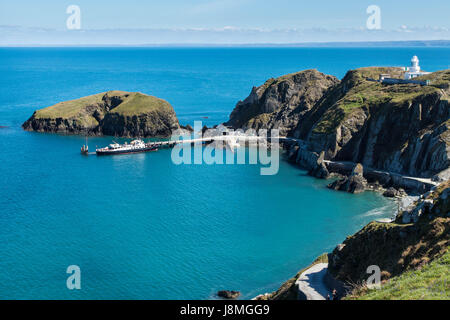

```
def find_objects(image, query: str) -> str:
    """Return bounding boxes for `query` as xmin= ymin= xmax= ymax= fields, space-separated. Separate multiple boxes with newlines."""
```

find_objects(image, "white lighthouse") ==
xmin=404 ymin=56 xmax=430 ymax=79
xmin=409 ymin=56 xmax=420 ymax=72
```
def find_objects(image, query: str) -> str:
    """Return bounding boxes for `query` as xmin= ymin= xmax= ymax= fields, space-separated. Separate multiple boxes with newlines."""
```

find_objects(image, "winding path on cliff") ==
xmin=322 ymin=160 xmax=438 ymax=186
xmin=280 ymin=137 xmax=438 ymax=188
xmin=295 ymin=263 xmax=330 ymax=300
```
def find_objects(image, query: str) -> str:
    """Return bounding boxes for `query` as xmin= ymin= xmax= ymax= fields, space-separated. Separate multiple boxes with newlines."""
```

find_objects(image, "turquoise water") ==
xmin=0 ymin=48 xmax=448 ymax=299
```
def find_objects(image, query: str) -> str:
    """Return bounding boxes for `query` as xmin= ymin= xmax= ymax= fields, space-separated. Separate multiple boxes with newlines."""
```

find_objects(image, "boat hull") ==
xmin=96 ymin=146 xmax=158 ymax=156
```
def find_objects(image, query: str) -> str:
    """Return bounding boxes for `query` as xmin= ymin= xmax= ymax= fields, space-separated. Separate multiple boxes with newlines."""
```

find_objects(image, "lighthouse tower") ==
xmin=409 ymin=56 xmax=420 ymax=73
xmin=404 ymin=55 xmax=430 ymax=80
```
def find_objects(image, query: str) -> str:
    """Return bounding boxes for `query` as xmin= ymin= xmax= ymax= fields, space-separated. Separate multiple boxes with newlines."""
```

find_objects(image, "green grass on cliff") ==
xmin=339 ymin=180 xmax=450 ymax=300
xmin=258 ymin=69 xmax=318 ymax=92
xmin=312 ymin=108 xmax=346 ymax=134
xmin=354 ymin=67 xmax=406 ymax=80
xmin=33 ymin=91 xmax=171 ymax=120
xmin=34 ymin=92 xmax=107 ymax=119
xmin=312 ymin=68 xmax=444 ymax=134
xmin=347 ymin=248 xmax=450 ymax=300
xmin=112 ymin=93 xmax=171 ymax=116
xmin=416 ymin=70 xmax=450 ymax=88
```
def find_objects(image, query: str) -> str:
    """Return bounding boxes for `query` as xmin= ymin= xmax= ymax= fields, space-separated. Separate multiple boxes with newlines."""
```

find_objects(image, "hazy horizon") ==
xmin=1 ymin=0 xmax=449 ymax=45
xmin=2 ymin=40 xmax=450 ymax=48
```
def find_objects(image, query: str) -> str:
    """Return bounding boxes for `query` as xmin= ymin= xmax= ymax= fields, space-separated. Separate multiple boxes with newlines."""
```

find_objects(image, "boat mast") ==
xmin=81 ymin=130 xmax=89 ymax=155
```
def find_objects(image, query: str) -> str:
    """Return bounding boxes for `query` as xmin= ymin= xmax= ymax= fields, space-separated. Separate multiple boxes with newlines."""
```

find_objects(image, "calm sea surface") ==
xmin=0 ymin=47 xmax=448 ymax=299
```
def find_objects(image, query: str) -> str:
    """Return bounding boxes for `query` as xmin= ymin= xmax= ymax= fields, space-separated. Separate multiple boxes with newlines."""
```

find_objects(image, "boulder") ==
xmin=352 ymin=163 xmax=364 ymax=177
xmin=295 ymin=143 xmax=322 ymax=172
xmin=217 ymin=290 xmax=241 ymax=299
xmin=287 ymin=144 xmax=300 ymax=162
xmin=308 ymin=151 xmax=330 ymax=179
xmin=383 ymin=187 xmax=400 ymax=198
xmin=328 ymin=163 xmax=368 ymax=194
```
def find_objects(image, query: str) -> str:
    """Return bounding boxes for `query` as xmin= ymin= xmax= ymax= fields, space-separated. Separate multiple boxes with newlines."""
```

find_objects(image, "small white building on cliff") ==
xmin=404 ymin=56 xmax=431 ymax=80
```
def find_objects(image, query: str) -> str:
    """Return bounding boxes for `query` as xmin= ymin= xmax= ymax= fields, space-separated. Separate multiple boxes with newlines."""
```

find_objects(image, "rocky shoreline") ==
xmin=282 ymin=140 xmax=437 ymax=197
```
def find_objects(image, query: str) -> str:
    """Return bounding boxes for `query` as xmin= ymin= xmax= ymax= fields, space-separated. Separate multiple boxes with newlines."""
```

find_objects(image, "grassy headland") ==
xmin=346 ymin=248 xmax=449 ymax=300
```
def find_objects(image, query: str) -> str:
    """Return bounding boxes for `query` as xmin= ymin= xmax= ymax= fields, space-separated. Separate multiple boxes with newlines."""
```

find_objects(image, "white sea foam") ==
xmin=362 ymin=205 xmax=392 ymax=218
xmin=362 ymin=195 xmax=420 ymax=222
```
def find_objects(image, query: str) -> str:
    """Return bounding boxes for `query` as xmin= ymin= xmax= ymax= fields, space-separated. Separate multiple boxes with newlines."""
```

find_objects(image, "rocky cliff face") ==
xmin=100 ymin=109 xmax=179 ymax=137
xmin=22 ymin=91 xmax=180 ymax=138
xmin=225 ymin=69 xmax=339 ymax=136
xmin=227 ymin=68 xmax=450 ymax=178
xmin=304 ymin=69 xmax=450 ymax=177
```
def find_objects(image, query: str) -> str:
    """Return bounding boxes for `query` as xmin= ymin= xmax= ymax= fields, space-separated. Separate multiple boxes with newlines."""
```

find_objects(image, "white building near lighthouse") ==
xmin=404 ymin=56 xmax=431 ymax=80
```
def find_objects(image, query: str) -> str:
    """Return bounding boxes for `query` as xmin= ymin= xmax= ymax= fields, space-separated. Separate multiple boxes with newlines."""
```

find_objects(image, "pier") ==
xmin=144 ymin=134 xmax=282 ymax=149
xmin=84 ymin=134 xmax=283 ymax=156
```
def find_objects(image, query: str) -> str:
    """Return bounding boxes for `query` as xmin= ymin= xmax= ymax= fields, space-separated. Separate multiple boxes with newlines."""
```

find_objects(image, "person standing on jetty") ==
xmin=332 ymin=289 xmax=338 ymax=300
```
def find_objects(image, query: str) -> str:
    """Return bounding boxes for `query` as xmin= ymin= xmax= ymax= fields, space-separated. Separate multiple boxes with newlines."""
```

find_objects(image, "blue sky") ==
xmin=0 ymin=0 xmax=449 ymax=44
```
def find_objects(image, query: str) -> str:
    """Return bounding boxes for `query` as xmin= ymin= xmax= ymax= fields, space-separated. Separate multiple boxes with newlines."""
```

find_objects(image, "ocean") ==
xmin=0 ymin=47 xmax=448 ymax=299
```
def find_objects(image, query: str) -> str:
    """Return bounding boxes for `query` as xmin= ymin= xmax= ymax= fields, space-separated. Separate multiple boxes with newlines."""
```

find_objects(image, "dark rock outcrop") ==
xmin=182 ymin=124 xmax=194 ymax=132
xmin=328 ymin=163 xmax=368 ymax=193
xmin=383 ymin=187 xmax=406 ymax=198
xmin=217 ymin=290 xmax=241 ymax=299
xmin=308 ymin=151 xmax=330 ymax=179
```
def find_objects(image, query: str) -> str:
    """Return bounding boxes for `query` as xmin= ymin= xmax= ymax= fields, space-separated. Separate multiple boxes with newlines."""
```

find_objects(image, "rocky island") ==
xmin=22 ymin=91 xmax=180 ymax=137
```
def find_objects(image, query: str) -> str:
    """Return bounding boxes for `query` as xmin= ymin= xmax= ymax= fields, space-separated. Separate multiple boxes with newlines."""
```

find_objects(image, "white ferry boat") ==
xmin=96 ymin=139 xmax=158 ymax=156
